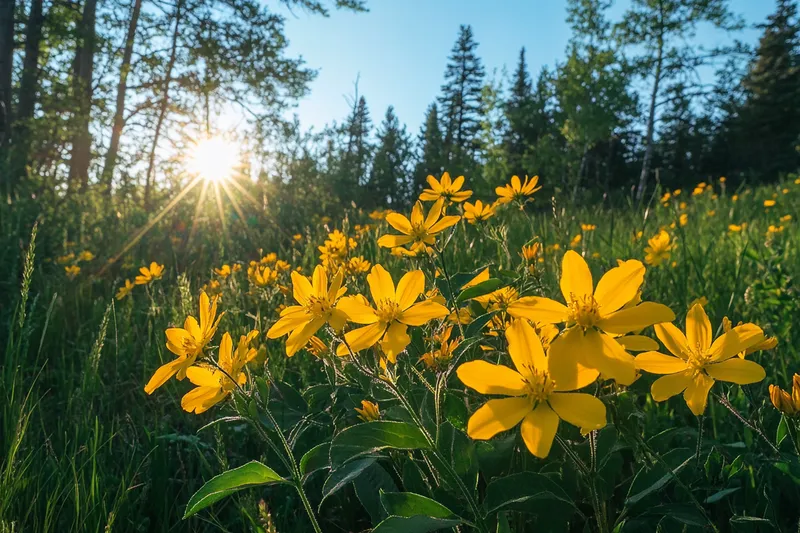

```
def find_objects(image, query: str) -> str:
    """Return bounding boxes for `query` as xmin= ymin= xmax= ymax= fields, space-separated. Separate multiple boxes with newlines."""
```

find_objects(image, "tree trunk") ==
xmin=144 ymin=0 xmax=183 ymax=211
xmin=67 ymin=0 xmax=98 ymax=192
xmin=635 ymin=4 xmax=664 ymax=203
xmin=101 ymin=0 xmax=143 ymax=199
xmin=9 ymin=0 xmax=44 ymax=191
xmin=0 ymin=0 xmax=15 ymax=162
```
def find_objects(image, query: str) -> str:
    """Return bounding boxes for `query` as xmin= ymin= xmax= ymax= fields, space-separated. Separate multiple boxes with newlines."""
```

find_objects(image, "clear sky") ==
xmin=279 ymin=0 xmax=775 ymax=135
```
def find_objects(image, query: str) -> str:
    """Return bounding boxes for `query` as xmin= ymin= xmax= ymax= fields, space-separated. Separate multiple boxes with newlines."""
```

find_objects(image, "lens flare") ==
xmin=187 ymin=136 xmax=240 ymax=183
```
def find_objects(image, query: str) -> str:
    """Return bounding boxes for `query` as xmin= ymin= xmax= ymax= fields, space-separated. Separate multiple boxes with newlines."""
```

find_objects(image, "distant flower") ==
xmin=377 ymin=198 xmax=460 ymax=251
xmin=520 ymin=243 xmax=541 ymax=264
xmin=764 ymin=199 xmax=776 ymax=207
xmin=770 ymin=374 xmax=800 ymax=416
xmin=203 ymin=279 xmax=222 ymax=296
xmin=420 ymin=326 xmax=460 ymax=371
xmin=369 ymin=209 xmax=392 ymax=220
xmin=495 ymin=175 xmax=542 ymax=206
xmin=644 ymin=230 xmax=672 ymax=267
xmin=345 ymin=256 xmax=371 ymax=276
xmin=419 ymin=172 xmax=472 ymax=203
xmin=679 ymin=213 xmax=688 ymax=227
xmin=292 ymin=233 xmax=303 ymax=242
xmin=305 ymin=336 xmax=329 ymax=357
xmin=719 ymin=176 xmax=726 ymax=183
xmin=248 ymin=264 xmax=278 ymax=287
xmin=354 ymin=400 xmax=380 ymax=422
xmin=463 ymin=200 xmax=496 ymax=224
xmin=767 ymin=225 xmax=784 ymax=235
xmin=569 ymin=234 xmax=582 ymax=248
xmin=57 ymin=253 xmax=75 ymax=265
xmin=780 ymin=214 xmax=792 ymax=223
xmin=635 ymin=303 xmax=766 ymax=415
xmin=275 ymin=260 xmax=291 ymax=272
xmin=728 ymin=223 xmax=746 ymax=233
xmin=135 ymin=262 xmax=165 ymax=285
xmin=116 ymin=279 xmax=135 ymax=300
xmin=65 ymin=265 xmax=81 ymax=280
xmin=581 ymin=223 xmax=596 ymax=231
xmin=78 ymin=250 xmax=95 ymax=262
xmin=215 ymin=264 xmax=232 ymax=278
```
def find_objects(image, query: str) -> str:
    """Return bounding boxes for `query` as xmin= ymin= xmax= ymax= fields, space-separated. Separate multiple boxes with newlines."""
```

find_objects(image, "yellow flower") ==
xmin=508 ymin=250 xmax=675 ymax=385
xmin=635 ymin=303 xmax=766 ymax=415
xmin=203 ymin=279 xmax=222 ymax=296
xmin=78 ymin=250 xmax=94 ymax=262
xmin=728 ymin=223 xmax=746 ymax=233
xmin=780 ymin=214 xmax=792 ymax=223
xmin=355 ymin=400 xmax=380 ymax=422
xmin=267 ymin=266 xmax=348 ymax=356
xmin=719 ymin=176 xmax=726 ymax=183
xmin=707 ymin=210 xmax=716 ymax=217
xmin=462 ymin=200 xmax=496 ymax=224
xmin=345 ymin=256 xmax=371 ymax=276
xmin=495 ymin=175 xmax=542 ymax=205
xmin=181 ymin=330 xmax=259 ymax=414
xmin=369 ymin=209 xmax=392 ymax=220
xmin=145 ymin=291 xmax=224 ymax=394
xmin=475 ymin=286 xmax=519 ymax=313
xmin=770 ymin=375 xmax=800 ymax=416
xmin=767 ymin=225 xmax=784 ymax=235
xmin=275 ymin=260 xmax=292 ymax=272
xmin=248 ymin=264 xmax=278 ymax=287
xmin=569 ymin=234 xmax=582 ymax=248
xmin=660 ymin=191 xmax=672 ymax=204
xmin=336 ymin=265 xmax=449 ymax=362
xmin=419 ymin=172 xmax=472 ymax=203
xmin=292 ymin=233 xmax=303 ymax=242
xmin=318 ymin=230 xmax=357 ymax=269
xmin=520 ymin=243 xmax=541 ymax=263
xmin=305 ymin=335 xmax=329 ymax=357
xmin=581 ymin=223 xmax=596 ymax=232
xmin=116 ymin=279 xmax=135 ymax=300
xmin=457 ymin=319 xmax=606 ymax=458
xmin=377 ymin=198 xmax=460 ymax=250
xmin=673 ymin=189 xmax=682 ymax=196
xmin=420 ymin=326 xmax=460 ymax=371
xmin=57 ymin=253 xmax=75 ymax=265
xmin=65 ymin=265 xmax=81 ymax=280
xmin=644 ymin=230 xmax=672 ymax=267
xmin=732 ymin=194 xmax=739 ymax=202
xmin=215 ymin=265 xmax=232 ymax=278
xmin=261 ymin=252 xmax=278 ymax=264
xmin=764 ymin=199 xmax=776 ymax=207
xmin=679 ymin=213 xmax=688 ymax=227
xmin=135 ymin=262 xmax=165 ymax=285
xmin=795 ymin=177 xmax=800 ymax=185
xmin=232 ymin=264 xmax=242 ymax=273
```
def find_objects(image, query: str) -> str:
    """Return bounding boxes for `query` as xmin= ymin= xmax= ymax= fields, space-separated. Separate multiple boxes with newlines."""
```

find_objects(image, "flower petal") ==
xmin=635 ymin=351 xmax=689 ymax=374
xmin=705 ymin=358 xmax=766 ymax=385
xmin=593 ymin=260 xmax=645 ymax=316
xmin=520 ymin=404 xmax=560 ymax=458
xmin=508 ymin=297 xmax=569 ymax=325
xmin=598 ymin=302 xmax=676 ymax=334
xmin=707 ymin=323 xmax=765 ymax=362
xmin=580 ymin=330 xmax=637 ymax=386
xmin=466 ymin=397 xmax=531 ymax=440
xmin=654 ymin=322 xmax=689 ymax=359
xmin=285 ymin=316 xmax=326 ymax=357
xmin=267 ymin=313 xmax=310 ymax=339
xmin=367 ymin=265 xmax=396 ymax=303
xmin=548 ymin=327 xmax=600 ymax=391
xmin=186 ymin=366 xmax=220 ymax=387
xmin=337 ymin=322 xmax=386 ymax=356
xmin=291 ymin=270 xmax=313 ymax=306
xmin=506 ymin=318 xmax=547 ymax=377
xmin=686 ymin=303 xmax=712 ymax=352
xmin=385 ymin=213 xmax=413 ymax=235
xmin=560 ymin=251 xmax=593 ymax=304
xmin=312 ymin=265 xmax=328 ymax=296
xmin=396 ymin=270 xmax=425 ymax=310
xmin=380 ymin=321 xmax=411 ymax=363
xmin=337 ymin=295 xmax=379 ymax=324
xmin=199 ymin=291 xmax=211 ymax=331
xmin=650 ymin=369 xmax=693 ymax=401
xmin=548 ymin=392 xmax=606 ymax=430
xmin=144 ymin=358 xmax=187 ymax=394
xmin=424 ymin=198 xmax=445 ymax=228
xmin=377 ymin=234 xmax=415 ymax=248
xmin=456 ymin=361 xmax=527 ymax=396
xmin=428 ymin=215 xmax=461 ymax=234
xmin=410 ymin=201 xmax=425 ymax=225
xmin=684 ymin=372 xmax=715 ymax=416
xmin=399 ymin=300 xmax=449 ymax=326
xmin=616 ymin=335 xmax=660 ymax=352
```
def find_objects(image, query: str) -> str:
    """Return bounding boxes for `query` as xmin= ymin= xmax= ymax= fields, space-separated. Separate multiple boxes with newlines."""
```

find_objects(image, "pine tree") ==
xmin=504 ymin=47 xmax=535 ymax=177
xmin=368 ymin=106 xmax=411 ymax=208
xmin=438 ymin=24 xmax=485 ymax=174
xmin=737 ymin=0 xmax=800 ymax=178
xmin=414 ymin=103 xmax=445 ymax=196
xmin=336 ymin=95 xmax=372 ymax=206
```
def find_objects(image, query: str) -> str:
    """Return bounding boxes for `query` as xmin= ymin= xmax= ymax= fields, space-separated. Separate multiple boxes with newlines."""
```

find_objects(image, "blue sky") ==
xmin=279 ymin=0 xmax=774 ymax=135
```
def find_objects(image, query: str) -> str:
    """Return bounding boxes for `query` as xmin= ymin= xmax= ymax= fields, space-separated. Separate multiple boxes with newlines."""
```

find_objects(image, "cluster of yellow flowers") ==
xmin=146 ymin=172 xmax=782 ymax=460
xmin=116 ymin=262 xmax=165 ymax=299
xmin=57 ymin=249 xmax=95 ymax=280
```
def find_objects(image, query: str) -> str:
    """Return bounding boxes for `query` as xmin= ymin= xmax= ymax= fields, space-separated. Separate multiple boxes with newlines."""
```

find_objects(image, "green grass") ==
xmin=1 ymin=176 xmax=799 ymax=532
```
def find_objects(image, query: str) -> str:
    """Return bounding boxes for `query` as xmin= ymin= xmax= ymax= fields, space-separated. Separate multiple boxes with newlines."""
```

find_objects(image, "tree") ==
xmin=615 ymin=0 xmax=742 ymax=201
xmin=0 ymin=0 xmax=14 ymax=161
xmin=503 ymin=48 xmax=535 ymax=177
xmin=335 ymin=94 xmax=372 ymax=207
xmin=367 ymin=105 xmax=411 ymax=207
xmin=736 ymin=0 xmax=800 ymax=178
xmin=439 ymin=24 xmax=484 ymax=174
xmin=413 ymin=103 xmax=445 ymax=195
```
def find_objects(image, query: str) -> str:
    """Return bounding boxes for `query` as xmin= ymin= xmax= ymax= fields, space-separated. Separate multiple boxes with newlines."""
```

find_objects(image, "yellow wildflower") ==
xmin=644 ymin=230 xmax=672 ymax=267
xmin=215 ymin=265 xmax=232 ymax=278
xmin=581 ymin=223 xmax=596 ymax=232
xmin=420 ymin=326 xmax=459 ymax=370
xmin=728 ymin=223 xmax=746 ymax=233
xmin=419 ymin=172 xmax=472 ymax=203
xmin=355 ymin=400 xmax=380 ymax=422
xmin=135 ymin=262 xmax=165 ymax=285
xmin=249 ymin=264 xmax=278 ymax=287
xmin=78 ymin=250 xmax=94 ymax=262
xmin=57 ymin=253 xmax=75 ymax=265
xmin=345 ymin=256 xmax=371 ymax=276
xmin=495 ymin=175 xmax=542 ymax=205
xmin=780 ymin=214 xmax=792 ymax=223
xmin=764 ymin=199 xmax=776 ymax=207
xmin=377 ymin=198 xmax=460 ymax=250
xmin=770 ymin=375 xmax=800 ymax=416
xmin=116 ymin=279 xmax=135 ymax=300
xmin=462 ymin=200 xmax=496 ymax=224
xmin=65 ymin=265 xmax=81 ymax=280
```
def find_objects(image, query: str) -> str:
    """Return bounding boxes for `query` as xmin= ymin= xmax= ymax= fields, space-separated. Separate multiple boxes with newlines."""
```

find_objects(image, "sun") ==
xmin=186 ymin=136 xmax=240 ymax=183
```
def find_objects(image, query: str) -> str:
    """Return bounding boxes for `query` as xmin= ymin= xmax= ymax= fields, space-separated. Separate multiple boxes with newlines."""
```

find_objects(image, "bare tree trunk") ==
xmin=635 ymin=2 xmax=664 ymax=204
xmin=0 ymin=0 xmax=15 ymax=162
xmin=9 ymin=0 xmax=44 ymax=191
xmin=144 ymin=0 xmax=183 ymax=211
xmin=101 ymin=0 xmax=143 ymax=201
xmin=67 ymin=0 xmax=98 ymax=192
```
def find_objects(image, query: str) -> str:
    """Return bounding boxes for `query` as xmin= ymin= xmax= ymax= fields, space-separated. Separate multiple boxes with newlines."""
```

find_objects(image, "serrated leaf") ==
xmin=330 ymin=421 xmax=431 ymax=467
xmin=183 ymin=461 xmax=286 ymax=518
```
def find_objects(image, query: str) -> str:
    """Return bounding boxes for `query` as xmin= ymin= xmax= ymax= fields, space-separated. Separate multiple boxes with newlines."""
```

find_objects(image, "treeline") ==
xmin=0 ymin=0 xmax=798 ymax=224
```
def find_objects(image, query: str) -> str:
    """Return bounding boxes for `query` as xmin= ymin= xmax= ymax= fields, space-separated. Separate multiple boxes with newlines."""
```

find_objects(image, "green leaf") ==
xmin=330 ymin=421 xmax=431 ymax=467
xmin=456 ymin=278 xmax=504 ymax=304
xmin=321 ymin=457 xmax=375 ymax=504
xmin=380 ymin=491 xmax=459 ymax=519
xmin=354 ymin=462 xmax=398 ymax=525
xmin=704 ymin=487 xmax=740 ymax=504
xmin=300 ymin=442 xmax=330 ymax=478
xmin=626 ymin=448 xmax=694 ymax=506
xmin=183 ymin=461 xmax=286 ymax=518
xmin=465 ymin=311 xmax=495 ymax=338
xmin=777 ymin=415 xmax=790 ymax=447
xmin=371 ymin=515 xmax=463 ymax=533
xmin=483 ymin=472 xmax=577 ymax=516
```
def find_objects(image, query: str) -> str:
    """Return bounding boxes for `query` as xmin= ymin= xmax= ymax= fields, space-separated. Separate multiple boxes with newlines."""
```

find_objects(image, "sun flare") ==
xmin=186 ymin=136 xmax=240 ymax=183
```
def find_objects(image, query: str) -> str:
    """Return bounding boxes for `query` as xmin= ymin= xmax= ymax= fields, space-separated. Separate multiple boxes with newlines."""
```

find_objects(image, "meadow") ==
xmin=2 ymin=173 xmax=800 ymax=533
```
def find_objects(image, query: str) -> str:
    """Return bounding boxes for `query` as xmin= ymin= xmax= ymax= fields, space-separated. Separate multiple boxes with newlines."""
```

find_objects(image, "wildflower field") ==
xmin=3 ymin=173 xmax=800 ymax=533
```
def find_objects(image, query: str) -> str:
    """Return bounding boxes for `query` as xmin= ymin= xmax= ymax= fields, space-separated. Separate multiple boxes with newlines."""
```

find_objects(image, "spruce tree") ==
xmin=414 ymin=103 xmax=445 ymax=196
xmin=336 ymin=95 xmax=372 ymax=206
xmin=438 ymin=24 xmax=485 ymax=174
xmin=368 ymin=105 xmax=411 ymax=208
xmin=504 ymin=47 xmax=535 ymax=177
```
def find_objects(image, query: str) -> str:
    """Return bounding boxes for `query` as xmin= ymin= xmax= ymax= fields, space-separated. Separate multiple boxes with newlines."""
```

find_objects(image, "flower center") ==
xmin=410 ymin=223 xmax=429 ymax=241
xmin=306 ymin=295 xmax=332 ymax=318
xmin=568 ymin=294 xmax=601 ymax=328
xmin=376 ymin=299 xmax=401 ymax=323
xmin=523 ymin=367 xmax=555 ymax=404
xmin=685 ymin=344 xmax=710 ymax=372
